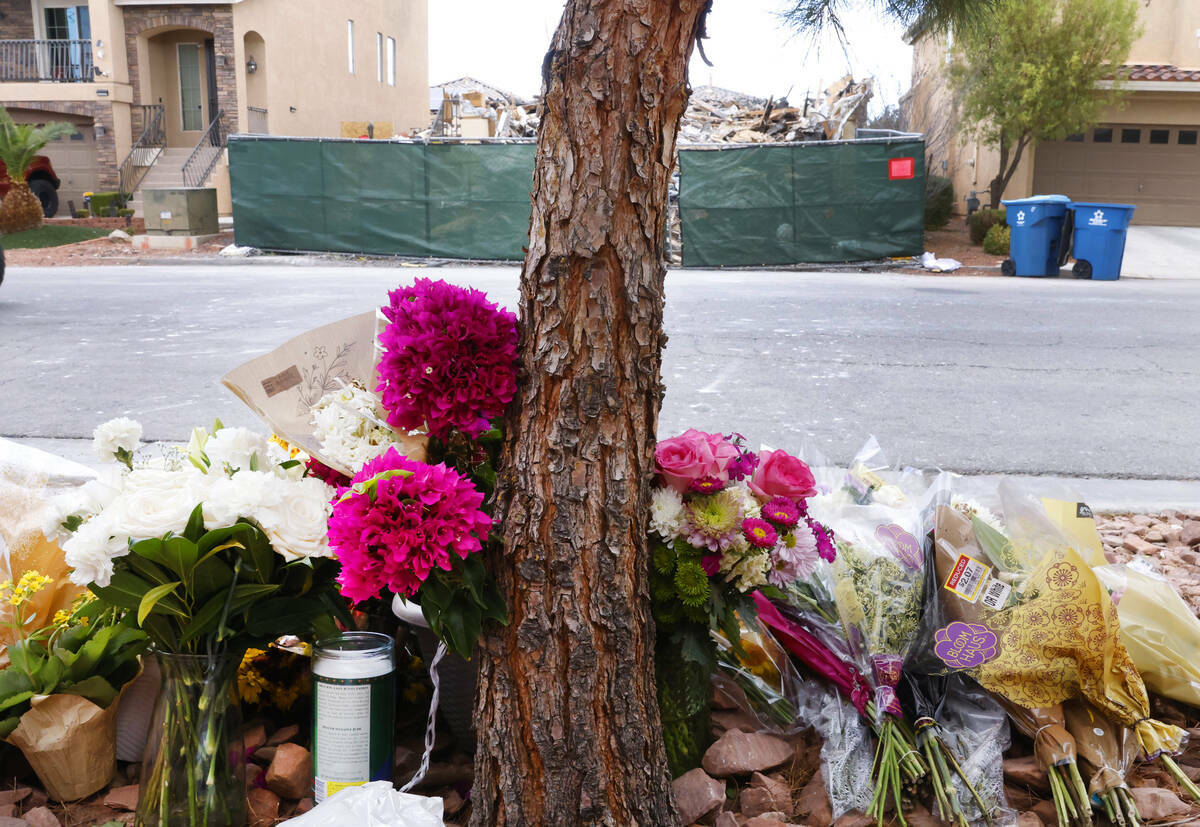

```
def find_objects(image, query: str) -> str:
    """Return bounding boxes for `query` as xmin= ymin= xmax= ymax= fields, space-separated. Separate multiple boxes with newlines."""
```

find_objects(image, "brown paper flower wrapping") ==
xmin=1064 ymin=699 xmax=1138 ymax=797
xmin=7 ymin=691 xmax=121 ymax=800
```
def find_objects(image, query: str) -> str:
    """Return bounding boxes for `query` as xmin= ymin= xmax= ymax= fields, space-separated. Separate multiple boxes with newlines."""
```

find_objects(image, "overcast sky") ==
xmin=428 ymin=1 xmax=913 ymax=115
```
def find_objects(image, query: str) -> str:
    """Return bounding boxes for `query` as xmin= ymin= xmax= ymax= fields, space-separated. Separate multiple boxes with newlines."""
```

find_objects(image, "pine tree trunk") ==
xmin=471 ymin=2 xmax=706 ymax=824
xmin=0 ymin=180 xmax=44 ymax=234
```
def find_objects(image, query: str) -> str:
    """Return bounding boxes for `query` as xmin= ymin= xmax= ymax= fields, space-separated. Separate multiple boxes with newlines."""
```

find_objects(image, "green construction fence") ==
xmin=678 ymin=139 xmax=926 ymax=266
xmin=228 ymin=135 xmax=925 ymax=265
xmin=228 ymin=136 xmax=536 ymax=260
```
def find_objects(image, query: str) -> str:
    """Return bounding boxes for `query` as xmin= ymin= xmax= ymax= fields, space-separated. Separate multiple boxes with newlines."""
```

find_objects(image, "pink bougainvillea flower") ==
xmin=327 ymin=447 xmax=492 ymax=603
xmin=376 ymin=278 xmax=518 ymax=440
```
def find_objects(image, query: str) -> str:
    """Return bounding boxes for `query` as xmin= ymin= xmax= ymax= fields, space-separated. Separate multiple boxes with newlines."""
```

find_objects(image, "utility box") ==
xmin=143 ymin=188 xmax=219 ymax=236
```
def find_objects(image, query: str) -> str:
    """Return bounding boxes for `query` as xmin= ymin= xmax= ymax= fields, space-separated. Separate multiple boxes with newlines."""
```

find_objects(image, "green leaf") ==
xmin=972 ymin=516 xmax=1020 ymax=573
xmin=0 ymin=691 xmax=33 ymax=714
xmin=140 ymin=615 xmax=178 ymax=652
xmin=318 ymin=589 xmax=355 ymax=631
xmin=246 ymin=598 xmax=325 ymax=639
xmin=183 ymin=504 xmax=206 ymax=543
xmin=279 ymin=459 xmax=301 ymax=470
xmin=196 ymin=522 xmax=256 ymax=556
xmin=66 ymin=625 xmax=116 ymax=682
xmin=60 ymin=675 xmax=118 ymax=708
xmin=38 ymin=655 xmax=65 ymax=695
xmin=138 ymin=581 xmax=182 ymax=625
xmin=240 ymin=531 xmax=276 ymax=584
xmin=472 ymin=461 xmax=497 ymax=493
xmin=91 ymin=571 xmax=155 ymax=612
xmin=190 ymin=555 xmax=235 ymax=603
xmin=480 ymin=582 xmax=509 ymax=626
xmin=440 ymin=602 xmax=481 ymax=660
xmin=160 ymin=537 xmax=200 ymax=582
xmin=54 ymin=624 xmax=91 ymax=654
xmin=459 ymin=554 xmax=486 ymax=604
xmin=179 ymin=591 xmax=232 ymax=646
xmin=281 ymin=563 xmax=315 ymax=597
xmin=129 ymin=538 xmax=165 ymax=565
xmin=0 ymin=716 xmax=20 ymax=739
xmin=5 ymin=641 xmax=41 ymax=681
xmin=124 ymin=552 xmax=173 ymax=587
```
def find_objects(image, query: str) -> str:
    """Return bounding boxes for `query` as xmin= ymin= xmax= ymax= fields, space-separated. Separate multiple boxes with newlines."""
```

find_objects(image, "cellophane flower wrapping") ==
xmin=712 ymin=613 xmax=804 ymax=732
xmin=926 ymin=480 xmax=1186 ymax=761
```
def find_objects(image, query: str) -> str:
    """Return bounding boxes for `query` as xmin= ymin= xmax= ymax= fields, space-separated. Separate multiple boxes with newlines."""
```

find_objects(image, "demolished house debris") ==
xmin=423 ymin=75 xmax=874 ymax=144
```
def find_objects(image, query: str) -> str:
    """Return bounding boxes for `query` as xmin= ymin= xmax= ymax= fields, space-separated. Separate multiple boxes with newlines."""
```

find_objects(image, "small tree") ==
xmin=0 ymin=108 xmax=74 ymax=233
xmin=947 ymin=0 xmax=1139 ymax=207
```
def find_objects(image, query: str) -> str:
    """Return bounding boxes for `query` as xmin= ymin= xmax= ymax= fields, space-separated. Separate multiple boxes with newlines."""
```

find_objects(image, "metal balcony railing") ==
xmin=0 ymin=39 xmax=94 ymax=82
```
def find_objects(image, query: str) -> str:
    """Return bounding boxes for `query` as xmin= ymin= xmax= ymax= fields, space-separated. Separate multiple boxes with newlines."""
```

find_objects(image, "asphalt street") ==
xmin=1 ymin=262 xmax=1198 ymax=486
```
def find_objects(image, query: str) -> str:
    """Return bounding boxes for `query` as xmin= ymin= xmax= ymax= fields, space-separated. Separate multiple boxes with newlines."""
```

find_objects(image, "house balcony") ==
xmin=0 ymin=39 xmax=94 ymax=83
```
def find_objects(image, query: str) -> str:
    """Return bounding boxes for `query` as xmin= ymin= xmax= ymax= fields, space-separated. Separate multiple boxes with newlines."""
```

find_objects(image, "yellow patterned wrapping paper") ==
xmin=932 ymin=506 xmax=1185 ymax=759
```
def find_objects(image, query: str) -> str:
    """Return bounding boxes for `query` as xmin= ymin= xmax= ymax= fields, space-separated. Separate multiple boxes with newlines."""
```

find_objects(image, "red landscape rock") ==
xmin=267 ymin=723 xmax=300 ymax=746
xmin=672 ymin=767 xmax=727 ymax=825
xmin=243 ymin=722 xmax=268 ymax=754
xmin=247 ymin=786 xmax=281 ymax=827
xmin=702 ymin=729 xmax=793 ymax=777
xmin=22 ymin=807 xmax=61 ymax=827
xmin=796 ymin=772 xmax=833 ymax=825
xmin=265 ymin=742 xmax=313 ymax=800
xmin=741 ymin=771 xmax=793 ymax=818
xmin=0 ymin=789 xmax=29 ymax=807
xmin=103 ymin=783 xmax=140 ymax=811
xmin=1131 ymin=786 xmax=1192 ymax=821
xmin=1017 ymin=813 xmax=1045 ymax=826
xmin=1003 ymin=756 xmax=1050 ymax=791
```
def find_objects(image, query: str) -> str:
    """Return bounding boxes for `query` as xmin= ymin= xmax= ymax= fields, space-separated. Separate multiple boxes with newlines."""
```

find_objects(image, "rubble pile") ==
xmin=679 ymin=77 xmax=874 ymax=144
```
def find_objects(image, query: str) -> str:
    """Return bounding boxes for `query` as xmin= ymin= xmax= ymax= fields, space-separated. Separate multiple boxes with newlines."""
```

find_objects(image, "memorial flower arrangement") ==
xmin=648 ymin=429 xmax=836 ymax=775
xmin=325 ymin=278 xmax=515 ymax=659
xmin=44 ymin=419 xmax=353 ymax=827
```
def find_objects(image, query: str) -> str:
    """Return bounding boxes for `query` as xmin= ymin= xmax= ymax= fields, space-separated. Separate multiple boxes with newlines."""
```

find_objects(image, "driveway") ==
xmin=1121 ymin=225 xmax=1200 ymax=279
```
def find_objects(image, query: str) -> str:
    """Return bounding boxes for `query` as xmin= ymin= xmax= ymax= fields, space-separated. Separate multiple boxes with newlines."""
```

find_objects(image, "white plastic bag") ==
xmin=281 ymin=782 xmax=444 ymax=826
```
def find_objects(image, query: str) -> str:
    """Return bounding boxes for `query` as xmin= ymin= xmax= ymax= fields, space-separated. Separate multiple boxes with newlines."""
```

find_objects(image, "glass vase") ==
xmin=655 ymin=622 xmax=715 ymax=778
xmin=136 ymin=650 xmax=245 ymax=827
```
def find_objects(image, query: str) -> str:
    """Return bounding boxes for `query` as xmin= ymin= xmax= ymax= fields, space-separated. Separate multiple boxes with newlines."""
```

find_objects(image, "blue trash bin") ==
xmin=1066 ymin=202 xmax=1136 ymax=280
xmin=1000 ymin=195 xmax=1072 ymax=277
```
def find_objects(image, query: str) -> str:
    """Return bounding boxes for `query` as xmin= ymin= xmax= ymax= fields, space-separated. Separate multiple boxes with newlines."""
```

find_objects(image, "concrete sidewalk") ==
xmin=1121 ymin=225 xmax=1200 ymax=279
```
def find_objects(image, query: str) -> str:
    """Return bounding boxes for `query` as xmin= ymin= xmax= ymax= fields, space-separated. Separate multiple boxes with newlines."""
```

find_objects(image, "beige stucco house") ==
xmin=906 ymin=1 xmax=1200 ymax=225
xmin=0 ymin=0 xmax=428 ymax=215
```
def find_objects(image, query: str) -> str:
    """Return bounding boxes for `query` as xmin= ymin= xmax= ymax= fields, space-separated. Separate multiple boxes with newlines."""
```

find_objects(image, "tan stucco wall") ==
xmin=231 ymin=0 xmax=428 ymax=138
xmin=1127 ymin=0 xmax=1200 ymax=68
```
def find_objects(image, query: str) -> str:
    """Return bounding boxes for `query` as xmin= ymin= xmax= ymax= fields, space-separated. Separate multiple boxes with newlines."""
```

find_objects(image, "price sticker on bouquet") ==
xmin=944 ymin=552 xmax=990 ymax=603
xmin=979 ymin=576 xmax=1012 ymax=610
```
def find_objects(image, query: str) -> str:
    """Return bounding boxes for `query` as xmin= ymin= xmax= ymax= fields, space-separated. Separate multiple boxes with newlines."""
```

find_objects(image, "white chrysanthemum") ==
xmin=728 ymin=480 xmax=762 ymax=520
xmin=204 ymin=427 xmax=270 ymax=474
xmin=93 ymin=417 xmax=142 ymax=462
xmin=41 ymin=466 xmax=127 ymax=544
xmin=63 ymin=510 xmax=129 ymax=587
xmin=311 ymin=385 xmax=402 ymax=472
xmin=202 ymin=470 xmax=286 ymax=528
xmin=951 ymin=495 xmax=1004 ymax=533
xmin=649 ymin=486 xmax=684 ymax=539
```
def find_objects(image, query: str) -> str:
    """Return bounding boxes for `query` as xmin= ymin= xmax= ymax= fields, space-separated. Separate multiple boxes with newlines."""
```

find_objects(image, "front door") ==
xmin=177 ymin=42 xmax=205 ymax=134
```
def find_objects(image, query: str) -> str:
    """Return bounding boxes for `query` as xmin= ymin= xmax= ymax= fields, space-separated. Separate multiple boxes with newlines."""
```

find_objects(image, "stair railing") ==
xmin=182 ymin=110 xmax=227 ymax=188
xmin=117 ymin=104 xmax=165 ymax=203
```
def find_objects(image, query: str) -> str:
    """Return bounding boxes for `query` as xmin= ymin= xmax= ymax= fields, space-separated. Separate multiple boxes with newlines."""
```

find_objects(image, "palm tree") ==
xmin=0 ymin=108 xmax=74 ymax=234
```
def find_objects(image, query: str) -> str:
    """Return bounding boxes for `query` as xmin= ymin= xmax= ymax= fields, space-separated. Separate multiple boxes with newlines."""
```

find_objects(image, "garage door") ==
xmin=1033 ymin=124 xmax=1200 ymax=226
xmin=11 ymin=109 xmax=98 ymax=216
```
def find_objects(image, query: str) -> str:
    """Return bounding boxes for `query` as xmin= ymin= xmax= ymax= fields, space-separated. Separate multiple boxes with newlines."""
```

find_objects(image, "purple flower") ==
xmin=701 ymin=554 xmax=722 ymax=576
xmin=689 ymin=475 xmax=727 ymax=494
xmin=376 ymin=278 xmax=518 ymax=440
xmin=742 ymin=517 xmax=778 ymax=549
xmin=808 ymin=517 xmax=836 ymax=562
xmin=762 ymin=496 xmax=800 ymax=527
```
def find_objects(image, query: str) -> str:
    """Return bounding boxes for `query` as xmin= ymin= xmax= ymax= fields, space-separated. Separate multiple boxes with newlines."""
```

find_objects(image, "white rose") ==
xmin=93 ymin=417 xmax=142 ymax=462
xmin=204 ymin=427 xmax=270 ymax=474
xmin=255 ymin=477 xmax=333 ymax=561
xmin=202 ymin=470 xmax=285 ymax=528
xmin=114 ymin=469 xmax=205 ymax=539
xmin=63 ymin=511 xmax=129 ymax=587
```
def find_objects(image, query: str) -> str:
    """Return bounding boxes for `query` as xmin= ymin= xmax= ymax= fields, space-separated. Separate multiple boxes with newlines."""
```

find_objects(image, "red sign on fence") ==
xmin=888 ymin=157 xmax=915 ymax=180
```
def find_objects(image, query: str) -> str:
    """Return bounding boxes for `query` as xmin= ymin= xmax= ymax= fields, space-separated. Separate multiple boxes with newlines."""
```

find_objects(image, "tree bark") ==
xmin=471 ymin=1 xmax=706 ymax=824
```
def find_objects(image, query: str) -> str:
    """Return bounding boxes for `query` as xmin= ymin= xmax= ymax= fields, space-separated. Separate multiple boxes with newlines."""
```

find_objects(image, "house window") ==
xmin=347 ymin=20 xmax=355 ymax=74
xmin=1149 ymin=129 xmax=1169 ymax=144
xmin=42 ymin=4 xmax=91 ymax=80
xmin=386 ymin=36 xmax=396 ymax=86
xmin=1093 ymin=127 xmax=1112 ymax=143
xmin=1179 ymin=130 xmax=1198 ymax=145
xmin=1120 ymin=128 xmax=1140 ymax=144
xmin=376 ymin=33 xmax=383 ymax=83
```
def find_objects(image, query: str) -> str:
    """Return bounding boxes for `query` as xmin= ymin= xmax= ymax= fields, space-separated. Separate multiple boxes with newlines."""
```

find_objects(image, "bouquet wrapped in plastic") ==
xmin=712 ymin=613 xmax=802 ymax=731
xmin=1063 ymin=699 xmax=1142 ymax=826
xmin=826 ymin=502 xmax=930 ymax=824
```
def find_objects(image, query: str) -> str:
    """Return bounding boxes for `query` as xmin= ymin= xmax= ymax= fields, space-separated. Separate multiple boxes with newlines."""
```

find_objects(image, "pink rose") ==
xmin=655 ymin=428 xmax=738 ymax=493
xmin=749 ymin=449 xmax=817 ymax=501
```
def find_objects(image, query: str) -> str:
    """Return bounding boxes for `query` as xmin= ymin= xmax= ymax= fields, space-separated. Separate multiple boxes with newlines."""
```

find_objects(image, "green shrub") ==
xmin=117 ymin=207 xmax=135 ymax=218
xmin=924 ymin=175 xmax=954 ymax=230
xmin=983 ymin=222 xmax=1011 ymax=255
xmin=87 ymin=191 xmax=122 ymax=216
xmin=74 ymin=209 xmax=88 ymax=219
xmin=969 ymin=207 xmax=1006 ymax=244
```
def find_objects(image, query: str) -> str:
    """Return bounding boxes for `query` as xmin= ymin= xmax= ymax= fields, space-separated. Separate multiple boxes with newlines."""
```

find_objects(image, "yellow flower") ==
xmin=402 ymin=683 xmax=428 ymax=704
xmin=237 ymin=668 xmax=267 ymax=704
xmin=0 ymin=581 xmax=11 ymax=593
xmin=52 ymin=609 xmax=70 ymax=626
xmin=270 ymin=435 xmax=302 ymax=458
